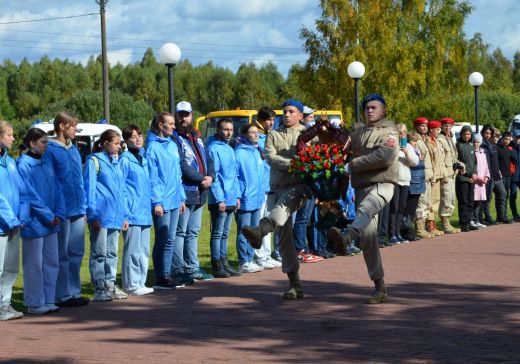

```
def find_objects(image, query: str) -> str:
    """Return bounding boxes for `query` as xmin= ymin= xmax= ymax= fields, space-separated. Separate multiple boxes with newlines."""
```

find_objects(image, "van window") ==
xmin=207 ymin=116 xmax=251 ymax=139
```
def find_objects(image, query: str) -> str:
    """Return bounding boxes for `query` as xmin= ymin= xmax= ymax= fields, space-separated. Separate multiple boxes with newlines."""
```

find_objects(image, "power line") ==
xmin=0 ymin=26 xmax=303 ymax=51
xmin=0 ymin=13 xmax=98 ymax=25
xmin=0 ymin=43 xmax=305 ymax=63
xmin=0 ymin=38 xmax=306 ymax=55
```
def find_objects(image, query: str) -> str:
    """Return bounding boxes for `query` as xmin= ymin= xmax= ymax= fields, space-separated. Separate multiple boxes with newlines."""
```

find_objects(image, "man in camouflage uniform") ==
xmin=437 ymin=117 xmax=461 ymax=233
xmin=328 ymin=94 xmax=399 ymax=304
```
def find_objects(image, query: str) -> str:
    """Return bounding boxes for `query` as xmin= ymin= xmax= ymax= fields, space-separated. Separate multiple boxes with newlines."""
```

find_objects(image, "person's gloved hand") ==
xmin=329 ymin=118 xmax=341 ymax=129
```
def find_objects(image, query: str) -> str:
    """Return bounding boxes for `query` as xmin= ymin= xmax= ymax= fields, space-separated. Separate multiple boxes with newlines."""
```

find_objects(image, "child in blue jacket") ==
xmin=45 ymin=112 xmax=89 ymax=307
xmin=18 ymin=128 xmax=66 ymax=315
xmin=120 ymin=125 xmax=154 ymax=295
xmin=84 ymin=129 xmax=129 ymax=302
xmin=0 ymin=121 xmax=29 ymax=321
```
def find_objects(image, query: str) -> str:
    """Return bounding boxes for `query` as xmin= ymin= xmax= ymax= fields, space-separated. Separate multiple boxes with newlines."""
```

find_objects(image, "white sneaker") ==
xmin=239 ymin=261 xmax=264 ymax=273
xmin=45 ymin=304 xmax=60 ymax=312
xmin=110 ymin=285 xmax=128 ymax=299
xmin=476 ymin=222 xmax=487 ymax=228
xmin=129 ymin=287 xmax=154 ymax=296
xmin=266 ymin=256 xmax=282 ymax=268
xmin=0 ymin=306 xmax=22 ymax=321
xmin=255 ymin=257 xmax=274 ymax=270
xmin=27 ymin=306 xmax=52 ymax=315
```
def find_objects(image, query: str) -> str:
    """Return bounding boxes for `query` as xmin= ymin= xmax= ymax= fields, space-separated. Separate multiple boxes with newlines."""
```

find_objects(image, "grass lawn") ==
xmin=10 ymin=195 xmax=519 ymax=311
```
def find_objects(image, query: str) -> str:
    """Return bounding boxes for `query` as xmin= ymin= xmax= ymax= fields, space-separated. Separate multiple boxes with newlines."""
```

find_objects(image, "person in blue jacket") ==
xmin=45 ymin=112 xmax=89 ymax=307
xmin=84 ymin=129 xmax=129 ymax=302
xmin=146 ymin=113 xmax=187 ymax=290
xmin=121 ymin=125 xmax=155 ymax=295
xmin=18 ymin=128 xmax=66 ymax=315
xmin=0 ymin=121 xmax=29 ymax=321
xmin=234 ymin=123 xmax=269 ymax=273
xmin=172 ymin=101 xmax=215 ymax=283
xmin=207 ymin=119 xmax=241 ymax=278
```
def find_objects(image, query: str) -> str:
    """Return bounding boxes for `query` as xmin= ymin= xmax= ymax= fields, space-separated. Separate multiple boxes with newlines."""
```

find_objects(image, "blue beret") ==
xmin=282 ymin=98 xmax=304 ymax=113
xmin=361 ymin=94 xmax=386 ymax=110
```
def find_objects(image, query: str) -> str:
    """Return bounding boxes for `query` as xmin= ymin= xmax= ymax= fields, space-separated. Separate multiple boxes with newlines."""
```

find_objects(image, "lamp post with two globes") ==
xmin=159 ymin=43 xmax=182 ymax=115
xmin=468 ymin=72 xmax=484 ymax=134
xmin=347 ymin=61 xmax=365 ymax=125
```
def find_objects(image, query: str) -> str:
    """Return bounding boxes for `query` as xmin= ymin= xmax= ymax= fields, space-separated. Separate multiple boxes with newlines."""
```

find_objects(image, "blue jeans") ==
xmin=209 ymin=206 xmax=234 ymax=261
xmin=173 ymin=204 xmax=202 ymax=275
xmin=22 ymin=233 xmax=59 ymax=307
xmin=0 ymin=230 xmax=20 ymax=307
xmin=55 ymin=215 xmax=85 ymax=302
xmin=89 ymin=226 xmax=119 ymax=287
xmin=293 ymin=198 xmax=314 ymax=252
xmin=123 ymin=225 xmax=151 ymax=290
xmin=235 ymin=209 xmax=261 ymax=264
xmin=152 ymin=208 xmax=180 ymax=280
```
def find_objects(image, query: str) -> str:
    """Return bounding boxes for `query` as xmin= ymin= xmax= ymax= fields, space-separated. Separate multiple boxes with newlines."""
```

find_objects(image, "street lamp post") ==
xmin=347 ymin=61 xmax=365 ymax=125
xmin=159 ymin=43 xmax=182 ymax=114
xmin=468 ymin=72 xmax=484 ymax=134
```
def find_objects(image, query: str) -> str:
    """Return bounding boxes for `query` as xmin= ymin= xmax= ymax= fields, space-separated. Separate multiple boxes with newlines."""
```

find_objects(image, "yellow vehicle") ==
xmin=195 ymin=109 xmax=343 ymax=139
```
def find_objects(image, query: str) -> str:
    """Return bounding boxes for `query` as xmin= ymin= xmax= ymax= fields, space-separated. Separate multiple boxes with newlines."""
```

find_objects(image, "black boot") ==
xmin=242 ymin=217 xmax=276 ymax=249
xmin=327 ymin=227 xmax=354 ymax=254
xmin=211 ymin=259 xmax=230 ymax=278
xmin=283 ymin=272 xmax=304 ymax=299
xmin=220 ymin=257 xmax=241 ymax=277
xmin=367 ymin=278 xmax=388 ymax=304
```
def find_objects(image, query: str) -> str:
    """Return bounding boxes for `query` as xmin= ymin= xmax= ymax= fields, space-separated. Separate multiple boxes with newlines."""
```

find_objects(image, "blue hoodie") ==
xmin=145 ymin=130 xmax=186 ymax=210
xmin=235 ymin=140 xmax=268 ymax=211
xmin=0 ymin=149 xmax=29 ymax=234
xmin=17 ymin=153 xmax=66 ymax=239
xmin=120 ymin=149 xmax=153 ymax=226
xmin=84 ymin=152 xmax=128 ymax=229
xmin=207 ymin=135 xmax=240 ymax=206
xmin=46 ymin=139 xmax=86 ymax=217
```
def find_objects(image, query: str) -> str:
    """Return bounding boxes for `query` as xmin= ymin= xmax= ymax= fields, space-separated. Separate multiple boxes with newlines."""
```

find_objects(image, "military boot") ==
xmin=415 ymin=218 xmax=432 ymax=239
xmin=441 ymin=216 xmax=460 ymax=234
xmin=328 ymin=227 xmax=354 ymax=254
xmin=283 ymin=272 xmax=304 ymax=300
xmin=426 ymin=220 xmax=444 ymax=236
xmin=211 ymin=259 xmax=230 ymax=278
xmin=367 ymin=278 xmax=388 ymax=304
xmin=242 ymin=218 xmax=276 ymax=249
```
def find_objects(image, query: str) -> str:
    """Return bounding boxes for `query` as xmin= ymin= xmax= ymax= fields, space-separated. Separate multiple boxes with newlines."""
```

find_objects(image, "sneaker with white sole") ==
xmin=27 ymin=306 xmax=52 ymax=315
xmin=45 ymin=304 xmax=60 ymax=312
xmin=239 ymin=261 xmax=264 ymax=273
xmin=7 ymin=305 xmax=24 ymax=319
xmin=0 ymin=306 xmax=22 ymax=321
xmin=94 ymin=288 xmax=113 ymax=302
xmin=255 ymin=257 xmax=274 ymax=270
xmin=128 ymin=287 xmax=154 ymax=296
xmin=266 ymin=256 xmax=282 ymax=268
xmin=111 ymin=285 xmax=128 ymax=299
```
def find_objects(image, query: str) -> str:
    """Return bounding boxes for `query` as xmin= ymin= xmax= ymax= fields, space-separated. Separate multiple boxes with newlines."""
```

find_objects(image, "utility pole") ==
xmin=96 ymin=0 xmax=110 ymax=123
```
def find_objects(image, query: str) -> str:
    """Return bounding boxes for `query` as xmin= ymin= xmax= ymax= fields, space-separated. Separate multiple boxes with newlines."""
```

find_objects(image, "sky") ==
xmin=0 ymin=0 xmax=519 ymax=77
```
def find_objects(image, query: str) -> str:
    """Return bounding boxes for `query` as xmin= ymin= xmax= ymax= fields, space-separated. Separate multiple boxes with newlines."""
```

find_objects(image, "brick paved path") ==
xmin=1 ymin=224 xmax=520 ymax=363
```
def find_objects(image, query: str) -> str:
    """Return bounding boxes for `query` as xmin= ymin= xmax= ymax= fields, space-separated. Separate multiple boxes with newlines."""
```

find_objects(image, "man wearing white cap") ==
xmin=172 ymin=101 xmax=216 ymax=282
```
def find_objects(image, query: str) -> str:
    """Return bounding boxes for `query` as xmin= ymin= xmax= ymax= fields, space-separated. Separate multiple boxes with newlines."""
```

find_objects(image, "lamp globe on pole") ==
xmin=468 ymin=72 xmax=484 ymax=134
xmin=159 ymin=43 xmax=182 ymax=114
xmin=347 ymin=61 xmax=365 ymax=125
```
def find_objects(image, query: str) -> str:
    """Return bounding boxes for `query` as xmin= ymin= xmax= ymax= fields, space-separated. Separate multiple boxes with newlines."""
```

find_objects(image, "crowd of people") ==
xmin=2 ymin=96 xmax=520 ymax=321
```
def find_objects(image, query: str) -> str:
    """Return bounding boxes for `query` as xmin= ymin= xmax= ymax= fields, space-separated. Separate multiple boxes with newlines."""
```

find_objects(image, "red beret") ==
xmin=428 ymin=120 xmax=441 ymax=129
xmin=440 ymin=117 xmax=455 ymax=125
xmin=414 ymin=117 xmax=429 ymax=126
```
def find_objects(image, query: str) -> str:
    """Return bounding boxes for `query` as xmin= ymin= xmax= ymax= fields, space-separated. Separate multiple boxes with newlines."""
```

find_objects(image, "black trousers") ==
xmin=389 ymin=184 xmax=409 ymax=237
xmin=455 ymin=179 xmax=474 ymax=226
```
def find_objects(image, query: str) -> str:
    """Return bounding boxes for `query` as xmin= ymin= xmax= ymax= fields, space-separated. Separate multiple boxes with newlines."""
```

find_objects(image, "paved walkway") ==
xmin=1 ymin=224 xmax=520 ymax=363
